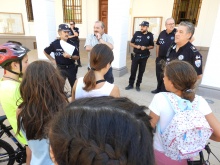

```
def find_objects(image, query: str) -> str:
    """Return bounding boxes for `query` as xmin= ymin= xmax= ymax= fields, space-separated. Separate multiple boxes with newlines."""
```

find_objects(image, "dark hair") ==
xmin=165 ymin=60 xmax=197 ymax=102
xmin=17 ymin=60 xmax=68 ymax=140
xmin=49 ymin=96 xmax=155 ymax=165
xmin=83 ymin=44 xmax=114 ymax=91
xmin=71 ymin=96 xmax=154 ymax=137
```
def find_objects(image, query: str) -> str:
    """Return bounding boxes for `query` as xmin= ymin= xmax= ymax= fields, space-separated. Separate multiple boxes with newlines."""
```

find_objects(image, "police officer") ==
xmin=125 ymin=21 xmax=154 ymax=91
xmin=166 ymin=21 xmax=202 ymax=79
xmin=68 ymin=20 xmax=81 ymax=67
xmin=44 ymin=24 xmax=79 ymax=88
xmin=151 ymin=18 xmax=176 ymax=94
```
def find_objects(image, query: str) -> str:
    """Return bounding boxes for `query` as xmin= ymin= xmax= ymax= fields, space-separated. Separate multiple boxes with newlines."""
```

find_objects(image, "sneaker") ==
xmin=136 ymin=86 xmax=140 ymax=92
xmin=125 ymin=85 xmax=133 ymax=90
xmin=151 ymin=89 xmax=159 ymax=94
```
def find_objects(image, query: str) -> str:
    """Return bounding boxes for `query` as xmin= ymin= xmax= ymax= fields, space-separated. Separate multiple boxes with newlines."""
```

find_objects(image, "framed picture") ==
xmin=133 ymin=17 xmax=162 ymax=41
xmin=0 ymin=12 xmax=25 ymax=35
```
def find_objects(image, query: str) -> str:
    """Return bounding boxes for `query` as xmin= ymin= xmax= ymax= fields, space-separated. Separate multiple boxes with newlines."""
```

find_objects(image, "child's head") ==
xmin=49 ymin=96 xmax=154 ymax=165
xmin=164 ymin=60 xmax=197 ymax=101
xmin=83 ymin=44 xmax=114 ymax=91
xmin=0 ymin=42 xmax=30 ymax=76
xmin=17 ymin=60 xmax=68 ymax=140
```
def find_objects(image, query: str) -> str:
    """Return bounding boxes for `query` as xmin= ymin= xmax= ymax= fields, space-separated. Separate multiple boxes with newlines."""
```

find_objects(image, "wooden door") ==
xmin=99 ymin=0 xmax=108 ymax=33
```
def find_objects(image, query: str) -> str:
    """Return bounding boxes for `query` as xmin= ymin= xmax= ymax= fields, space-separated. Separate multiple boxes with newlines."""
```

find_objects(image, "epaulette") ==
xmin=190 ymin=46 xmax=198 ymax=53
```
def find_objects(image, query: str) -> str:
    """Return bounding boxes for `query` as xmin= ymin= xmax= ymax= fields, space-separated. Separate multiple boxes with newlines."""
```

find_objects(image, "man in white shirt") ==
xmin=84 ymin=21 xmax=114 ymax=83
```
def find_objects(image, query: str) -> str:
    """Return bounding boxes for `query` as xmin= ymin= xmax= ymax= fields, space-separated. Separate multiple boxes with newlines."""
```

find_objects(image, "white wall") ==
xmin=201 ymin=3 xmax=220 ymax=88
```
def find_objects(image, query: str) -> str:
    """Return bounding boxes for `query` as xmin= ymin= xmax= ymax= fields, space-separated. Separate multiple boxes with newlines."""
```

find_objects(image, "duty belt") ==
xmin=135 ymin=53 xmax=149 ymax=57
xmin=57 ymin=64 xmax=75 ymax=69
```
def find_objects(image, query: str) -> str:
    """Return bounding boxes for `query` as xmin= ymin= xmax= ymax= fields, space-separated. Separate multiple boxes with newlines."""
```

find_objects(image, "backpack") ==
xmin=159 ymin=92 xmax=213 ymax=160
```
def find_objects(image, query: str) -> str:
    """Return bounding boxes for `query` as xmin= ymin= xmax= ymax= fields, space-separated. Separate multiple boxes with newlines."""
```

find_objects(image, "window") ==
xmin=63 ymin=0 xmax=82 ymax=24
xmin=25 ymin=0 xmax=34 ymax=21
xmin=172 ymin=0 xmax=202 ymax=26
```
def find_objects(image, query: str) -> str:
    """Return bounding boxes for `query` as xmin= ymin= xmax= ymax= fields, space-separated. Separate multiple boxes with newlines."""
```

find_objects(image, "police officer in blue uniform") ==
xmin=44 ymin=24 xmax=79 ymax=88
xmin=166 ymin=21 xmax=202 ymax=78
xmin=151 ymin=18 xmax=176 ymax=93
xmin=68 ymin=21 xmax=81 ymax=67
xmin=125 ymin=21 xmax=154 ymax=91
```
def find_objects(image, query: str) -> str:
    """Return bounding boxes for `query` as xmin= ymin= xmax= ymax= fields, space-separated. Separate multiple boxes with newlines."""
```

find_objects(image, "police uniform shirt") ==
xmin=44 ymin=39 xmax=79 ymax=65
xmin=131 ymin=31 xmax=154 ymax=55
xmin=167 ymin=42 xmax=203 ymax=75
xmin=68 ymin=27 xmax=79 ymax=42
xmin=156 ymin=28 xmax=176 ymax=58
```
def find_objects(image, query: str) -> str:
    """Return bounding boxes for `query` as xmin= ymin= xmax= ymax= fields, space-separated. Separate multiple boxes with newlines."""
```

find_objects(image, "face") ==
xmin=175 ymin=25 xmax=191 ymax=44
xmin=94 ymin=22 xmax=104 ymax=35
xmin=165 ymin=19 xmax=175 ymax=33
xmin=58 ymin=30 xmax=69 ymax=40
xmin=140 ymin=25 xmax=148 ymax=33
xmin=163 ymin=72 xmax=173 ymax=92
xmin=70 ymin=22 xmax=75 ymax=28
xmin=21 ymin=55 xmax=29 ymax=73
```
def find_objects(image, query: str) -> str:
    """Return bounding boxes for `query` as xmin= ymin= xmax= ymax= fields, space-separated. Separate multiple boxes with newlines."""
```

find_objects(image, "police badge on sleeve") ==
xmin=195 ymin=59 xmax=201 ymax=68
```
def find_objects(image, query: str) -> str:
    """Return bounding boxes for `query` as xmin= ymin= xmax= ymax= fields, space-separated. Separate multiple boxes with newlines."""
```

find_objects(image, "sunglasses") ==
xmin=70 ymin=23 xmax=74 ymax=25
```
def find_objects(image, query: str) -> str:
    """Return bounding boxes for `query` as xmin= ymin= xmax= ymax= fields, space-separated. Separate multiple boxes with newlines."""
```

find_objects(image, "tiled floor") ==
xmin=0 ymin=48 xmax=219 ymax=164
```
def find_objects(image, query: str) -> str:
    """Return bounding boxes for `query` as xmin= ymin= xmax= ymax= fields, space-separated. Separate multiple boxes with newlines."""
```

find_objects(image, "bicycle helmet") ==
xmin=0 ymin=43 xmax=30 ymax=75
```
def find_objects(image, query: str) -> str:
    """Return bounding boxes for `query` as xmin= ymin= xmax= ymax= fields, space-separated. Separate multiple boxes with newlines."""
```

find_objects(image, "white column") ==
xmin=198 ymin=3 xmax=220 ymax=98
xmin=32 ymin=0 xmax=57 ymax=59
xmin=108 ymin=0 xmax=130 ymax=76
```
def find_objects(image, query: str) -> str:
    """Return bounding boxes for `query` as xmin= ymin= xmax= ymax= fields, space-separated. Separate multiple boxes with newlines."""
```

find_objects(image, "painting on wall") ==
xmin=0 ymin=12 xmax=25 ymax=35
xmin=133 ymin=17 xmax=162 ymax=41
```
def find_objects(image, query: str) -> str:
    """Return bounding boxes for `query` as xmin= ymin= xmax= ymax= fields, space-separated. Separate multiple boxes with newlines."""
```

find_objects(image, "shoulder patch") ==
xmin=190 ymin=46 xmax=198 ymax=52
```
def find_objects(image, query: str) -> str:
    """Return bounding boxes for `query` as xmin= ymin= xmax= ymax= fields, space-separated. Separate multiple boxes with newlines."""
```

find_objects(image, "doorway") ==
xmin=99 ymin=0 xmax=108 ymax=33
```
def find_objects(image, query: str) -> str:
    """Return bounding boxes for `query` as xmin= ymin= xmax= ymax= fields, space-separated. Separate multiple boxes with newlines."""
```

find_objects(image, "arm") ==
xmin=205 ymin=113 xmax=220 ymax=142
xmin=71 ymin=80 xmax=78 ymax=102
xmin=130 ymin=42 xmax=140 ymax=49
xmin=63 ymin=52 xmax=79 ymax=60
xmin=99 ymin=39 xmax=114 ymax=50
xmin=110 ymin=85 xmax=120 ymax=97
xmin=149 ymin=111 xmax=160 ymax=129
xmin=156 ymin=45 xmax=160 ymax=58
xmin=68 ymin=29 xmax=79 ymax=38
xmin=85 ymin=45 xmax=93 ymax=52
xmin=44 ymin=51 xmax=56 ymax=65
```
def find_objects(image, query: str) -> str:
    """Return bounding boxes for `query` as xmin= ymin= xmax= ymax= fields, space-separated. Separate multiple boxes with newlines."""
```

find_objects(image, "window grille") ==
xmin=25 ymin=0 xmax=34 ymax=21
xmin=63 ymin=0 xmax=82 ymax=24
xmin=172 ymin=0 xmax=202 ymax=26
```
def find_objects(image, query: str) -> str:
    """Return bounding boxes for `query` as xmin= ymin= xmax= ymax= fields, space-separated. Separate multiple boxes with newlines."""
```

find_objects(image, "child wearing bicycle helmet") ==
xmin=0 ymin=42 xmax=31 ymax=164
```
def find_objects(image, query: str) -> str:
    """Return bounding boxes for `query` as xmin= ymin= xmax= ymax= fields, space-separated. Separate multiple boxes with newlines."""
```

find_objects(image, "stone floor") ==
xmin=0 ymin=48 xmax=220 ymax=164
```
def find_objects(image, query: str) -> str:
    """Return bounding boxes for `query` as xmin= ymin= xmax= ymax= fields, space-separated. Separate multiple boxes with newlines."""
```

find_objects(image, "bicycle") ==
xmin=0 ymin=115 xmax=26 ymax=165
xmin=187 ymin=143 xmax=220 ymax=165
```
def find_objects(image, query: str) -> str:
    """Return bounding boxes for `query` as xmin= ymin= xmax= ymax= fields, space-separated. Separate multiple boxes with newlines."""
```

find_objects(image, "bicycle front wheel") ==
xmin=0 ymin=139 xmax=15 ymax=165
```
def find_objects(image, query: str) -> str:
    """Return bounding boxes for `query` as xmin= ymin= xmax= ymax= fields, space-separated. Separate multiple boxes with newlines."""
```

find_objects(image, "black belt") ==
xmin=134 ymin=54 xmax=149 ymax=57
xmin=57 ymin=64 xmax=75 ymax=69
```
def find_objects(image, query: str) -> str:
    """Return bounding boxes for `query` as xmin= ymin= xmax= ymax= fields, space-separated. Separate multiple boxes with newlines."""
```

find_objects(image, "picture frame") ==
xmin=0 ymin=12 xmax=25 ymax=35
xmin=133 ymin=17 xmax=162 ymax=41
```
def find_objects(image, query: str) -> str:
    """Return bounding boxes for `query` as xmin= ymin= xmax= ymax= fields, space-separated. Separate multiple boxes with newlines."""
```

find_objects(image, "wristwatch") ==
xmin=69 ymin=55 xmax=73 ymax=59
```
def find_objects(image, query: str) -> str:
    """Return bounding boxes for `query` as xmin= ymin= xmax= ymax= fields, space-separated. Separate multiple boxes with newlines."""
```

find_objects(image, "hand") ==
xmin=63 ymin=52 xmax=71 ymax=59
xmin=141 ymin=46 xmax=147 ymax=50
xmin=95 ymin=33 xmax=102 ymax=40
xmin=136 ymin=45 xmax=141 ymax=49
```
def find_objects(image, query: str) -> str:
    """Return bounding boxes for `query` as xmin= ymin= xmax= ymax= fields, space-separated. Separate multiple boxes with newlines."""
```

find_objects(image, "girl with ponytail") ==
xmin=71 ymin=44 xmax=120 ymax=101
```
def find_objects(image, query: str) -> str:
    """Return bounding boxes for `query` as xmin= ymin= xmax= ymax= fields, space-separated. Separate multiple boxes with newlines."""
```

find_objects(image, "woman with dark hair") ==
xmin=71 ymin=44 xmax=120 ymax=101
xmin=16 ymin=61 xmax=68 ymax=164
xmin=48 ymin=96 xmax=155 ymax=165
xmin=149 ymin=60 xmax=220 ymax=165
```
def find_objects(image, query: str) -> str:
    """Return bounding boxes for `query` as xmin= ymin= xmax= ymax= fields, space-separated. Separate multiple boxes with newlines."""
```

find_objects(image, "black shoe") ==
xmin=151 ymin=89 xmax=159 ymax=94
xmin=136 ymin=86 xmax=140 ymax=92
xmin=125 ymin=85 xmax=133 ymax=90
